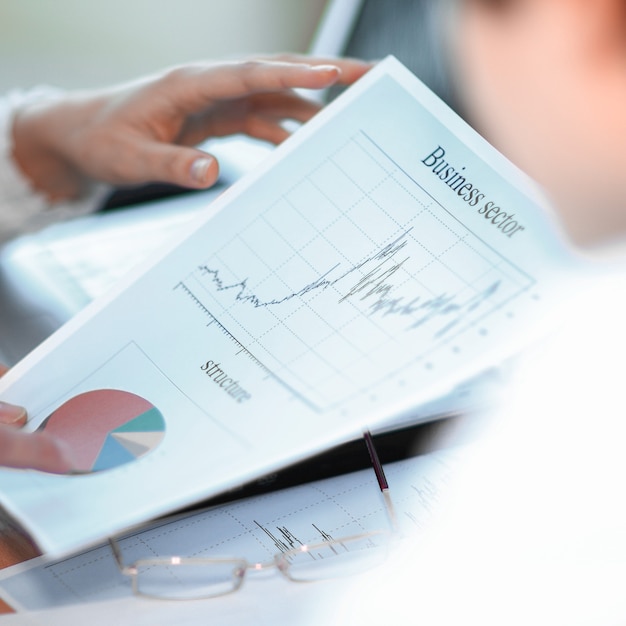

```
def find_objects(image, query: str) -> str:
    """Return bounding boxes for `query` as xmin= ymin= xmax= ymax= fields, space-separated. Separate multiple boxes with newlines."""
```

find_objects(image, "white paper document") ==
xmin=0 ymin=448 xmax=459 ymax=612
xmin=0 ymin=57 xmax=574 ymax=557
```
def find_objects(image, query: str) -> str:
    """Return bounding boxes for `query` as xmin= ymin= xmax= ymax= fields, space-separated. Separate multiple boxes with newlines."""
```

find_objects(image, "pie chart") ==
xmin=38 ymin=389 xmax=166 ymax=473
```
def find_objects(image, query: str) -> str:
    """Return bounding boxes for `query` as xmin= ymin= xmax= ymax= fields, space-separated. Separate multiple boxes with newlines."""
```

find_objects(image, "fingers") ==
xmin=266 ymin=54 xmax=374 ymax=85
xmin=117 ymin=141 xmax=221 ymax=189
xmin=0 ymin=366 xmax=28 ymax=428
xmin=178 ymin=91 xmax=324 ymax=147
xmin=232 ymin=115 xmax=291 ymax=146
xmin=0 ymin=401 xmax=27 ymax=428
xmin=36 ymin=56 xmax=372 ymax=195
xmin=156 ymin=146 xmax=220 ymax=188
xmin=159 ymin=59 xmax=369 ymax=114
xmin=0 ymin=362 xmax=74 ymax=473
xmin=0 ymin=426 xmax=75 ymax=474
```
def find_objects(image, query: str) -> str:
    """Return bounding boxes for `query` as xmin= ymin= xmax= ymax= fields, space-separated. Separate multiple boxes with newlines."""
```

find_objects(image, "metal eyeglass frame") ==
xmin=108 ymin=431 xmax=397 ymax=600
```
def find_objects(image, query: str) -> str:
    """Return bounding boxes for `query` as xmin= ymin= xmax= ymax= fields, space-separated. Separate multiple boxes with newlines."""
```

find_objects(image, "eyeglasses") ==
xmin=109 ymin=431 xmax=397 ymax=600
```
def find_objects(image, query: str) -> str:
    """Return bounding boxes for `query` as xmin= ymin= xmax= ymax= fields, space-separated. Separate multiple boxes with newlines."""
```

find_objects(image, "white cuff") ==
xmin=0 ymin=87 xmax=107 ymax=244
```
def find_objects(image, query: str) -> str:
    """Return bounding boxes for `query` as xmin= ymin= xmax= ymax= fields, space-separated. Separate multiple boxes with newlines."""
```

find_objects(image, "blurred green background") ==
xmin=0 ymin=0 xmax=327 ymax=91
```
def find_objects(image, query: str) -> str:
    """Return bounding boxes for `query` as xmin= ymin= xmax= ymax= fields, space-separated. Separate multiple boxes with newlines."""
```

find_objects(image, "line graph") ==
xmin=175 ymin=132 xmax=535 ymax=410
xmin=254 ymin=520 xmax=337 ymax=559
xmin=191 ymin=228 xmax=503 ymax=338
xmin=0 ymin=450 xmax=458 ymax=611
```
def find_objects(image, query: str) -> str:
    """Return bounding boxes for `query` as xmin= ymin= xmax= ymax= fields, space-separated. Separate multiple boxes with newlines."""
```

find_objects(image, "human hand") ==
xmin=12 ymin=55 xmax=372 ymax=201
xmin=0 ymin=365 xmax=74 ymax=474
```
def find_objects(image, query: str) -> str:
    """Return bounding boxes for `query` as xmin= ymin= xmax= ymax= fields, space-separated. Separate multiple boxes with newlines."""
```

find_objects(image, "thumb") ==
xmin=130 ymin=143 xmax=220 ymax=189
xmin=0 ymin=427 xmax=76 ymax=474
xmin=0 ymin=401 xmax=27 ymax=428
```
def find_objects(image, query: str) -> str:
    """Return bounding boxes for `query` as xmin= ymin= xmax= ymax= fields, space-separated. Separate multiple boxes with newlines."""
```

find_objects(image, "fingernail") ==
xmin=310 ymin=64 xmax=339 ymax=73
xmin=190 ymin=157 xmax=214 ymax=185
xmin=0 ymin=401 xmax=27 ymax=425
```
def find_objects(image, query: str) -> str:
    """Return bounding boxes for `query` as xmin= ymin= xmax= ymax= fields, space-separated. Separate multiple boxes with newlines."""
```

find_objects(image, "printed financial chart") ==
xmin=175 ymin=131 xmax=535 ymax=412
xmin=0 ymin=448 xmax=460 ymax=611
xmin=38 ymin=389 xmax=166 ymax=473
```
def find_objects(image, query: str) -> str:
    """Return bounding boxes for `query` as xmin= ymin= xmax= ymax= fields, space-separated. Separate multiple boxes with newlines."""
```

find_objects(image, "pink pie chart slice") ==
xmin=39 ymin=389 xmax=166 ymax=473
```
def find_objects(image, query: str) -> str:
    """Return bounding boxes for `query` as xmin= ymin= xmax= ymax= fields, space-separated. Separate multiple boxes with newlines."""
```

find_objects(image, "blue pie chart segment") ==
xmin=92 ymin=408 xmax=166 ymax=472
xmin=40 ymin=389 xmax=166 ymax=473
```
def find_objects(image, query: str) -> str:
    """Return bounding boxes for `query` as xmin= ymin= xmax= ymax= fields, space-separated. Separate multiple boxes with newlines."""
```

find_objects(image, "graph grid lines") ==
xmin=176 ymin=131 xmax=535 ymax=410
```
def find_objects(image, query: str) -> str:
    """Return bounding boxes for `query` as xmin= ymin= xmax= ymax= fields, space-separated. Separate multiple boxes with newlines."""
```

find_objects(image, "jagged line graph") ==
xmin=193 ymin=228 xmax=502 ymax=339
xmin=175 ymin=131 xmax=535 ymax=410
xmin=254 ymin=520 xmax=336 ymax=557
xmin=0 ymin=452 xmax=456 ymax=611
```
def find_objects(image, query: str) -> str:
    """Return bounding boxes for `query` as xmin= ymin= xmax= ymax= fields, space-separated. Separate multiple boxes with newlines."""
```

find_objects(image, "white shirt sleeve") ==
xmin=0 ymin=87 xmax=108 ymax=244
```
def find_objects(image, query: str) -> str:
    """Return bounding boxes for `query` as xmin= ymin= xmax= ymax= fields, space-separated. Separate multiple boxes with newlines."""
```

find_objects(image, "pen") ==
xmin=364 ymin=430 xmax=398 ymax=531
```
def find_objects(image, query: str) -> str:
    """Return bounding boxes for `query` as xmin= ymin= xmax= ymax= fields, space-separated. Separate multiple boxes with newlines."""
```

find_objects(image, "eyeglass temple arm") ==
xmin=364 ymin=430 xmax=398 ymax=532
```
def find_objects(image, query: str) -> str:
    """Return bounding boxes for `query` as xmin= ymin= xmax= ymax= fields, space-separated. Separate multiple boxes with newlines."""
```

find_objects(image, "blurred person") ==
xmin=0 ymin=55 xmax=371 ymax=473
xmin=454 ymin=0 xmax=626 ymax=248
xmin=307 ymin=1 xmax=626 ymax=624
